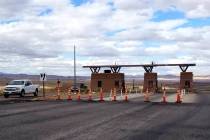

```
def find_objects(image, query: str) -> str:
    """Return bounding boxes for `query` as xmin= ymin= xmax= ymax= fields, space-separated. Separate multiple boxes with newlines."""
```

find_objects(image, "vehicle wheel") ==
xmin=20 ymin=90 xmax=25 ymax=97
xmin=4 ymin=94 xmax=9 ymax=98
xmin=34 ymin=89 xmax=38 ymax=97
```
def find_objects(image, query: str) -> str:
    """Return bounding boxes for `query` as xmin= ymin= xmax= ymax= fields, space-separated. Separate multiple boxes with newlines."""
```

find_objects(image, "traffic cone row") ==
xmin=62 ymin=86 xmax=182 ymax=104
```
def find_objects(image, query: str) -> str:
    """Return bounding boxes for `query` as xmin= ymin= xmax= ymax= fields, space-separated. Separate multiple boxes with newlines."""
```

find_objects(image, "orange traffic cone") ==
xmin=144 ymin=88 xmax=150 ymax=102
xmin=110 ymin=89 xmax=113 ymax=101
xmin=176 ymin=89 xmax=182 ymax=103
xmin=77 ymin=90 xmax=81 ymax=101
xmin=113 ymin=88 xmax=117 ymax=101
xmin=56 ymin=80 xmax=61 ymax=100
xmin=88 ymin=89 xmax=92 ymax=101
xmin=162 ymin=86 xmax=167 ymax=103
xmin=57 ymin=91 xmax=61 ymax=100
xmin=124 ymin=88 xmax=128 ymax=102
xmin=162 ymin=96 xmax=167 ymax=103
xmin=57 ymin=86 xmax=61 ymax=100
xmin=67 ymin=89 xmax=72 ymax=101
xmin=99 ymin=88 xmax=104 ymax=102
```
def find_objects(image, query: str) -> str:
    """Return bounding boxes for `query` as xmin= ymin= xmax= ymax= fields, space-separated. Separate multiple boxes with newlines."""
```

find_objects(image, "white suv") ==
xmin=3 ymin=80 xmax=39 ymax=98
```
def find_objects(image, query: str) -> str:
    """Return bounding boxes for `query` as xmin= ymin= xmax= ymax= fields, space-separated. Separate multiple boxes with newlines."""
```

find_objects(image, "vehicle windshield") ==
xmin=8 ymin=81 xmax=24 ymax=85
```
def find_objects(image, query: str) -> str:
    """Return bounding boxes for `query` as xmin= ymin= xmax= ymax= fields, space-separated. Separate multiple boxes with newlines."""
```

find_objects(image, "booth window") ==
xmin=98 ymin=81 xmax=102 ymax=87
xmin=148 ymin=81 xmax=153 ymax=88
xmin=185 ymin=81 xmax=190 ymax=88
xmin=115 ymin=81 xmax=119 ymax=87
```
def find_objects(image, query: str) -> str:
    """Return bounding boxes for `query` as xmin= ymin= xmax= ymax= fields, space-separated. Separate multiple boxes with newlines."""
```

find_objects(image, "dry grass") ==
xmin=0 ymin=86 xmax=4 ymax=96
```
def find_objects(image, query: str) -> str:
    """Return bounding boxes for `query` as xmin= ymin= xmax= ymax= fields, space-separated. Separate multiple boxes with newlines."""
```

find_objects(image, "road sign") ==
xmin=40 ymin=73 xmax=47 ymax=81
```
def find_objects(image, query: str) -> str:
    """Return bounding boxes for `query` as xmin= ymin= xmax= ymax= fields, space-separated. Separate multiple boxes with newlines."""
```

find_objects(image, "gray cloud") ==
xmin=0 ymin=0 xmax=209 ymax=76
xmin=0 ymin=0 xmax=31 ymax=18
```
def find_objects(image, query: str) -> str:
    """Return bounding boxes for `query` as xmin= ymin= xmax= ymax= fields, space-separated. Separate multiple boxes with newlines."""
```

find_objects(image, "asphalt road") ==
xmin=0 ymin=93 xmax=210 ymax=140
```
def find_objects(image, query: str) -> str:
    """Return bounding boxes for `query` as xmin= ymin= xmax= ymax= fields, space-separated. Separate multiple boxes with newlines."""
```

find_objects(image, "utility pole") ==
xmin=40 ymin=73 xmax=46 ymax=97
xmin=132 ymin=79 xmax=135 ymax=90
xmin=43 ymin=79 xmax=45 ymax=97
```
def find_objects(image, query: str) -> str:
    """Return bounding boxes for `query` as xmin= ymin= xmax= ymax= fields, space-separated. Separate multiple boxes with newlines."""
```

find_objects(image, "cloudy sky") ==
xmin=0 ymin=0 xmax=210 ymax=76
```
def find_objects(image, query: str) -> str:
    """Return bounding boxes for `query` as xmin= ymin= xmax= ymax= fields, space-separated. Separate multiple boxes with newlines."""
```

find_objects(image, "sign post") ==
xmin=40 ymin=73 xmax=47 ymax=97
xmin=57 ymin=79 xmax=61 ymax=100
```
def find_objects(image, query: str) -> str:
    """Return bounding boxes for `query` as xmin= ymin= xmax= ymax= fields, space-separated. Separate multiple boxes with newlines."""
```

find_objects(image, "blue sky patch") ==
xmin=105 ymin=29 xmax=126 ymax=37
xmin=0 ymin=19 xmax=19 ymax=24
xmin=107 ymin=1 xmax=116 ymax=11
xmin=152 ymin=9 xmax=210 ymax=29
xmin=179 ymin=17 xmax=210 ymax=28
xmin=70 ymin=0 xmax=90 ymax=6
xmin=38 ymin=8 xmax=53 ymax=16
xmin=152 ymin=10 xmax=185 ymax=22
xmin=143 ymin=40 xmax=175 ymax=48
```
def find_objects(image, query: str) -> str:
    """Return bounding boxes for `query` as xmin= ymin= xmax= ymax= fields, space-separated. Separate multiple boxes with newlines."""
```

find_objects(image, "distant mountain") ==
xmin=0 ymin=72 xmax=208 ymax=82
xmin=0 ymin=72 xmax=90 ymax=82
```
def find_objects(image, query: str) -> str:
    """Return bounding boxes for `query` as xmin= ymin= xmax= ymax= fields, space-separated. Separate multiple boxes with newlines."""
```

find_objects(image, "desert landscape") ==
xmin=0 ymin=73 xmax=209 ymax=99
xmin=1 ymin=0 xmax=210 ymax=139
